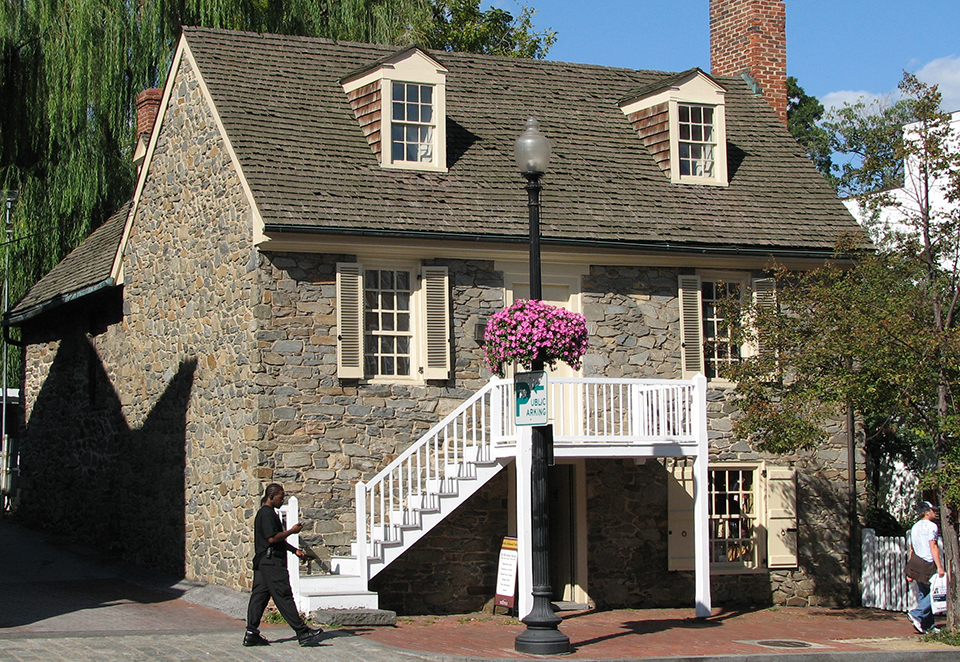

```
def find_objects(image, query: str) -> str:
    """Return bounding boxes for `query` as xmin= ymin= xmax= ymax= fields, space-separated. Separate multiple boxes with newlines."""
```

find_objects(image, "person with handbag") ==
xmin=906 ymin=500 xmax=945 ymax=634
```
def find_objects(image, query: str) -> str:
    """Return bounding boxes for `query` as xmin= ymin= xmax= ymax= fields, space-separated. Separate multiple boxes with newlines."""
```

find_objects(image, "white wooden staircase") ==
xmin=285 ymin=375 xmax=712 ymax=616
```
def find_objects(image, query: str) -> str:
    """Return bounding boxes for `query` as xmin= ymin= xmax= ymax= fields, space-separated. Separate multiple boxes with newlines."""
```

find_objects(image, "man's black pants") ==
xmin=245 ymin=556 xmax=308 ymax=635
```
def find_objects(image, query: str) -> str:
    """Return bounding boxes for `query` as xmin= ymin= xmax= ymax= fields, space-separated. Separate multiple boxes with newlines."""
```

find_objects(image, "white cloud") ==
xmin=821 ymin=55 xmax=960 ymax=114
xmin=916 ymin=55 xmax=960 ymax=112
xmin=821 ymin=90 xmax=882 ymax=113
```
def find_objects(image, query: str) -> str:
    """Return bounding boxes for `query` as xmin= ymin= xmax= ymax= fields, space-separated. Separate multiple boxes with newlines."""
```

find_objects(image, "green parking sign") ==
xmin=515 ymin=371 xmax=548 ymax=426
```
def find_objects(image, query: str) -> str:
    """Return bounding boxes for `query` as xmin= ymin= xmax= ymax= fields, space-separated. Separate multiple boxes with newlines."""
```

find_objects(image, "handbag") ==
xmin=931 ymin=573 xmax=948 ymax=615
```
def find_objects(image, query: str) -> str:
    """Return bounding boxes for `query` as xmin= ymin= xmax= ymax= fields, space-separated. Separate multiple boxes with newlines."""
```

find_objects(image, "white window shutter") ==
xmin=336 ymin=263 xmax=364 ymax=379
xmin=766 ymin=467 xmax=798 ymax=568
xmin=752 ymin=278 xmax=776 ymax=360
xmin=421 ymin=266 xmax=450 ymax=380
xmin=678 ymin=275 xmax=704 ymax=379
xmin=666 ymin=459 xmax=696 ymax=571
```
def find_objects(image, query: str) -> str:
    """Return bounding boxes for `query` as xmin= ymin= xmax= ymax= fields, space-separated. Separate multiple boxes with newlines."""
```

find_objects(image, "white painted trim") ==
xmin=669 ymin=100 xmax=728 ymax=187
xmin=692 ymin=373 xmax=711 ymax=617
xmin=515 ymin=426 xmax=534 ymax=619
xmin=256 ymin=232 xmax=817 ymax=271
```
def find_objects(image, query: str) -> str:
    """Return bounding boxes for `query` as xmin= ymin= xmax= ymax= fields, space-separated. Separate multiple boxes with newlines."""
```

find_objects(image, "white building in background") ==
xmin=844 ymin=110 xmax=959 ymax=524
xmin=844 ymin=110 xmax=960 ymax=260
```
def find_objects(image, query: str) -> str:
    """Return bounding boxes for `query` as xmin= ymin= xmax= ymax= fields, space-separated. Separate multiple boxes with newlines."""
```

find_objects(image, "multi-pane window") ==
xmin=701 ymin=280 xmax=740 ymax=380
xmin=709 ymin=468 xmax=759 ymax=569
xmin=678 ymin=104 xmax=715 ymax=178
xmin=392 ymin=82 xmax=434 ymax=163
xmin=364 ymin=269 xmax=412 ymax=377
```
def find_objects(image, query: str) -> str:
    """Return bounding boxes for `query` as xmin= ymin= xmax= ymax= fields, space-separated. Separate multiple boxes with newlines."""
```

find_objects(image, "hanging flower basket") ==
xmin=483 ymin=299 xmax=589 ymax=378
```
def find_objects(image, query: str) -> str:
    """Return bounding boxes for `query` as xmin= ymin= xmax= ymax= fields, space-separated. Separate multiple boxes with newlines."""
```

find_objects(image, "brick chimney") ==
xmin=135 ymin=88 xmax=164 ymax=142
xmin=710 ymin=0 xmax=787 ymax=125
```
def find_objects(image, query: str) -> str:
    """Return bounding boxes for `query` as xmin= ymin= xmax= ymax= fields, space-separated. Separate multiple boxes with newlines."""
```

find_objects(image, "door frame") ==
xmin=508 ymin=458 xmax=590 ymax=606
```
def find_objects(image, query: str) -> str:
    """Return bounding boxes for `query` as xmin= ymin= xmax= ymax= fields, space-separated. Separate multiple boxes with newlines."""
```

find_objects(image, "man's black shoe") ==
xmin=298 ymin=627 xmax=324 ymax=646
xmin=243 ymin=631 xmax=270 ymax=646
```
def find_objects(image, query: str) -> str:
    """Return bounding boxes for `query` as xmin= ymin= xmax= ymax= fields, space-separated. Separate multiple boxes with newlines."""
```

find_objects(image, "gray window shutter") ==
xmin=336 ymin=263 xmax=364 ymax=379
xmin=666 ymin=458 xmax=696 ymax=571
xmin=421 ymin=266 xmax=450 ymax=380
xmin=766 ymin=467 xmax=798 ymax=568
xmin=678 ymin=275 xmax=704 ymax=379
xmin=752 ymin=277 xmax=776 ymax=360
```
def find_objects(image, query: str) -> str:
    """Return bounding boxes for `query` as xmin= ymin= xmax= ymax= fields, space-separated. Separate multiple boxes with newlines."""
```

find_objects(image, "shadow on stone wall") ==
xmin=797 ymin=472 xmax=856 ymax=607
xmin=17 ymin=331 xmax=195 ymax=576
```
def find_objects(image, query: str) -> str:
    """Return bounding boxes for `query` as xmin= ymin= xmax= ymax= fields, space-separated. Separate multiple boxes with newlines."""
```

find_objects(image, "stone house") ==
xmin=5 ymin=0 xmax=866 ymax=616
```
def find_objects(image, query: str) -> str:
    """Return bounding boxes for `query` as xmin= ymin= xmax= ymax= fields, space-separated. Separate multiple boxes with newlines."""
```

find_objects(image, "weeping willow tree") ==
xmin=0 ymin=0 xmax=553 ymax=377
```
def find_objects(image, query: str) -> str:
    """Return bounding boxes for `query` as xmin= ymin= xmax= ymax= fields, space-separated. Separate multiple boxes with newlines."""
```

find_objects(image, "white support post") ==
xmin=691 ymin=374 xmax=712 ymax=618
xmin=491 ymin=380 xmax=504 ymax=442
xmin=515 ymin=425 xmax=534 ymax=619
xmin=355 ymin=482 xmax=368 ymax=582
xmin=281 ymin=496 xmax=302 ymax=612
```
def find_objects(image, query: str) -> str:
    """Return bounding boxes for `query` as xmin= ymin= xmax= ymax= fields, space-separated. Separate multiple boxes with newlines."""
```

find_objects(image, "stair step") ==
xmin=299 ymin=573 xmax=368 ymax=593
xmin=298 ymin=590 xmax=379 ymax=611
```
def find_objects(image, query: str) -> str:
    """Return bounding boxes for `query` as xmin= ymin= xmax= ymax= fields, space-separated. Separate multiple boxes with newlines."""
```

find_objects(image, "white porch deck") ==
xmin=289 ymin=375 xmax=711 ymax=618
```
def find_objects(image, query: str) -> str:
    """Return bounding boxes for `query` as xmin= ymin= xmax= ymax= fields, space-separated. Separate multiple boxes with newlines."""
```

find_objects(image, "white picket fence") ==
xmin=861 ymin=528 xmax=918 ymax=612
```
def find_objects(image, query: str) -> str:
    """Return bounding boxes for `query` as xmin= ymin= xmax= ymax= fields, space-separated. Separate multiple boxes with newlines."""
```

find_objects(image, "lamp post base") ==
xmin=514 ymin=423 xmax=570 ymax=655
xmin=514 ymin=616 xmax=571 ymax=655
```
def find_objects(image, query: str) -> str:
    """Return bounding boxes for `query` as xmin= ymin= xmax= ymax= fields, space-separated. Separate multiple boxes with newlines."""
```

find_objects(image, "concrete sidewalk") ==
xmin=2 ymin=518 xmax=958 ymax=661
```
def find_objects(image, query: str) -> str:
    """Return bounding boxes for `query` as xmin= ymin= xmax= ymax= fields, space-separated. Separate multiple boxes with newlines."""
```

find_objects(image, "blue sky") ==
xmin=504 ymin=0 xmax=960 ymax=112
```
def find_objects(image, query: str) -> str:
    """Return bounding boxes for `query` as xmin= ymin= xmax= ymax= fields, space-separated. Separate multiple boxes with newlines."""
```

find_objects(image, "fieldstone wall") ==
xmin=581 ymin=266 xmax=682 ymax=379
xmin=110 ymin=60 xmax=264 ymax=588
xmin=18 ymin=60 xmax=264 ymax=588
xmin=253 ymin=254 xmax=503 ymax=557
xmin=370 ymin=469 xmax=509 ymax=614
xmin=17 ymin=327 xmax=190 ymax=574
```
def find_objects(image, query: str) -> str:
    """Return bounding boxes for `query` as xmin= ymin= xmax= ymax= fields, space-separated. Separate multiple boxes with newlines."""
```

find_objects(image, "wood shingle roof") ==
xmin=7 ymin=202 xmax=129 ymax=323
xmin=183 ymin=26 xmax=859 ymax=254
xmin=6 ymin=27 xmax=864 ymax=327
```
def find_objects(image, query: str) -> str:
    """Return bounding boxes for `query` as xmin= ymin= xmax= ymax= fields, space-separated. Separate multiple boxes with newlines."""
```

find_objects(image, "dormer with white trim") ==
xmin=341 ymin=46 xmax=448 ymax=173
xmin=620 ymin=68 xmax=728 ymax=186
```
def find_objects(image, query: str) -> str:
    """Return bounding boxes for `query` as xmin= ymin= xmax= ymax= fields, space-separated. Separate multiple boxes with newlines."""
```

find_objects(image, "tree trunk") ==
xmin=940 ymin=499 xmax=960 ymax=632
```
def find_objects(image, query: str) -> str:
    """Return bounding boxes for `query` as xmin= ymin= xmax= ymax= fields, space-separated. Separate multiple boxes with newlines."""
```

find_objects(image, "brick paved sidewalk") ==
xmin=4 ymin=519 xmax=958 ymax=662
xmin=357 ymin=606 xmax=958 ymax=659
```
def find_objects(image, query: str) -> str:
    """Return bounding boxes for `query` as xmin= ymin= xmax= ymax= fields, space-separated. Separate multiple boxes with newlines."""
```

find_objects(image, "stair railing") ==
xmin=355 ymin=378 xmax=513 ymax=580
xmin=352 ymin=375 xmax=704 ymax=581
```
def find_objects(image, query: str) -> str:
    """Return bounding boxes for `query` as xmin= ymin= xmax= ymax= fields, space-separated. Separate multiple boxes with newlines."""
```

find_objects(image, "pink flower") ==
xmin=483 ymin=299 xmax=588 ymax=377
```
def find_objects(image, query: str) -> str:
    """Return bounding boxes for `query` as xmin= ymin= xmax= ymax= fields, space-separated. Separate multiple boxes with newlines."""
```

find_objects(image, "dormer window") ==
xmin=342 ymin=47 xmax=447 ymax=173
xmin=391 ymin=82 xmax=435 ymax=163
xmin=678 ymin=104 xmax=716 ymax=178
xmin=620 ymin=69 xmax=728 ymax=186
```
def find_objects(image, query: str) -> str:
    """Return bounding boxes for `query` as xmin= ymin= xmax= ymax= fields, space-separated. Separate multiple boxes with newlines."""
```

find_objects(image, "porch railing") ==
xmin=353 ymin=375 xmax=706 ymax=580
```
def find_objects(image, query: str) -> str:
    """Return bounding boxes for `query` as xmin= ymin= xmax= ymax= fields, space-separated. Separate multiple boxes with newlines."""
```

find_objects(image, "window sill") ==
xmin=362 ymin=376 xmax=425 ymax=386
xmin=706 ymin=377 xmax=737 ymax=388
xmin=710 ymin=565 xmax=768 ymax=576
xmin=381 ymin=161 xmax=448 ymax=173
xmin=673 ymin=176 xmax=728 ymax=187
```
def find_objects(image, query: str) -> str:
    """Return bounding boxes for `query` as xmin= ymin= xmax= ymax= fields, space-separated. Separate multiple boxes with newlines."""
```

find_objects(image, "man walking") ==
xmin=906 ymin=500 xmax=945 ymax=635
xmin=244 ymin=483 xmax=323 ymax=647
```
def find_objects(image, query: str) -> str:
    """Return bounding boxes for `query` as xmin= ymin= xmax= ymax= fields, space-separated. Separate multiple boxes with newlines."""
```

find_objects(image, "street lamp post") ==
xmin=512 ymin=118 xmax=570 ymax=656
xmin=1 ymin=191 xmax=15 ymax=512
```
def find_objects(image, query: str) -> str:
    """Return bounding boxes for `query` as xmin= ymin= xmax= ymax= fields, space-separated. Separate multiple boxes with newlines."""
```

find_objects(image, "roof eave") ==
xmin=260 ymin=223 xmax=859 ymax=261
xmin=3 ymin=277 xmax=117 ymax=327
